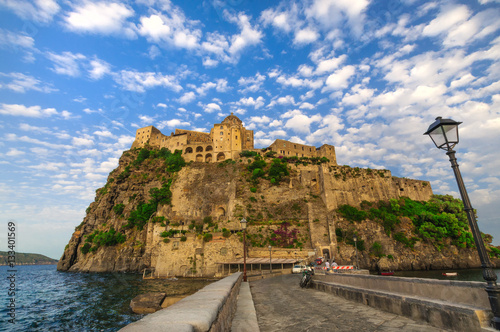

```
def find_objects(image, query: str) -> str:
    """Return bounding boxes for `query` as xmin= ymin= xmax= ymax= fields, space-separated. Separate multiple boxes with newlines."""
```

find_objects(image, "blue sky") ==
xmin=1 ymin=0 xmax=499 ymax=259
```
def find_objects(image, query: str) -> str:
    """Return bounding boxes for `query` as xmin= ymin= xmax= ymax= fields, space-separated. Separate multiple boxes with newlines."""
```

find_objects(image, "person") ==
xmin=325 ymin=260 xmax=330 ymax=271
xmin=332 ymin=261 xmax=338 ymax=267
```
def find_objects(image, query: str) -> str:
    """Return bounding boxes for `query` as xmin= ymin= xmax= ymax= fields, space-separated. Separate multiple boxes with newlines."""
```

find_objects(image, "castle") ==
xmin=131 ymin=113 xmax=337 ymax=164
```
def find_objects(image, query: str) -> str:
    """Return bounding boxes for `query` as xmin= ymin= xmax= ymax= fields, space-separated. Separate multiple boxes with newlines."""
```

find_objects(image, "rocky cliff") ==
xmin=58 ymin=148 xmax=497 ymax=275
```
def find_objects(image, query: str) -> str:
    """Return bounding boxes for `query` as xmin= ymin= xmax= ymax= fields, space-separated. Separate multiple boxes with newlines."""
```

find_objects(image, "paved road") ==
xmin=249 ymin=274 xmax=451 ymax=332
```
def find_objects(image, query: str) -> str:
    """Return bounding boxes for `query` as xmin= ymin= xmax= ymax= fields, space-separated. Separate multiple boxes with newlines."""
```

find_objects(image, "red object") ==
xmin=380 ymin=272 xmax=394 ymax=276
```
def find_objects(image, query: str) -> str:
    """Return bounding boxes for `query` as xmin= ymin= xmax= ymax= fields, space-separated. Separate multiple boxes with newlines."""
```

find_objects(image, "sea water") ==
xmin=0 ymin=265 xmax=213 ymax=332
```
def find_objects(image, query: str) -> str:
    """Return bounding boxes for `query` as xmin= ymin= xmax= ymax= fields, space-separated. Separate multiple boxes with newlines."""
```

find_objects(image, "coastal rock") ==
xmin=57 ymin=147 xmax=496 ymax=275
xmin=130 ymin=293 xmax=167 ymax=314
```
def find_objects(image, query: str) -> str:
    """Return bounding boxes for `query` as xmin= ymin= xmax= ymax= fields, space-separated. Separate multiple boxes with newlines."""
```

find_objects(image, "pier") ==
xmin=120 ymin=272 xmax=496 ymax=332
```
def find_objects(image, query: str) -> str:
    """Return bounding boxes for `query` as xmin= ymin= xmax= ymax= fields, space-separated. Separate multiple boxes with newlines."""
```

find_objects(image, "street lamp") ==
xmin=425 ymin=116 xmax=500 ymax=330
xmin=268 ymin=245 xmax=272 ymax=274
xmin=240 ymin=218 xmax=247 ymax=282
xmin=353 ymin=234 xmax=359 ymax=270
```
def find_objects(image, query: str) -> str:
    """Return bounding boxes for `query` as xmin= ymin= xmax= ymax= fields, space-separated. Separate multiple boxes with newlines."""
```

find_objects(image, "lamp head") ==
xmin=424 ymin=117 xmax=462 ymax=151
xmin=240 ymin=217 xmax=247 ymax=230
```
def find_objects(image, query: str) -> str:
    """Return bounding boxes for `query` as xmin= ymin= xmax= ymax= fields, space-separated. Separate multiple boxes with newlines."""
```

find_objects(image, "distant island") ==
xmin=0 ymin=251 xmax=58 ymax=266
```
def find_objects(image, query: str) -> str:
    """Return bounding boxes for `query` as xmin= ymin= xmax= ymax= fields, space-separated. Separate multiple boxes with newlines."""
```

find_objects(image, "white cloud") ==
xmin=178 ymin=91 xmax=196 ymax=104
xmin=315 ymin=55 xmax=347 ymax=75
xmin=224 ymin=11 xmax=263 ymax=61
xmin=0 ymin=104 xmax=57 ymax=117
xmin=422 ymin=5 xmax=470 ymax=37
xmin=236 ymin=96 xmax=265 ymax=109
xmin=0 ymin=0 xmax=60 ymax=23
xmin=323 ymin=65 xmax=356 ymax=91
xmin=0 ymin=29 xmax=34 ymax=50
xmin=157 ymin=119 xmax=190 ymax=129
xmin=238 ymin=73 xmax=266 ymax=93
xmin=72 ymin=137 xmax=94 ymax=147
xmin=46 ymin=52 xmax=86 ymax=77
xmin=88 ymin=58 xmax=111 ymax=80
xmin=294 ymin=28 xmax=319 ymax=45
xmin=249 ymin=115 xmax=271 ymax=124
xmin=341 ymin=85 xmax=375 ymax=106
xmin=305 ymin=0 xmax=370 ymax=36
xmin=64 ymin=2 xmax=136 ymax=37
xmin=138 ymin=14 xmax=171 ymax=42
xmin=113 ymin=70 xmax=183 ymax=93
xmin=5 ymin=148 xmax=25 ymax=157
xmin=281 ymin=110 xmax=322 ymax=134
xmin=0 ymin=72 xmax=57 ymax=93
xmin=204 ymin=103 xmax=221 ymax=113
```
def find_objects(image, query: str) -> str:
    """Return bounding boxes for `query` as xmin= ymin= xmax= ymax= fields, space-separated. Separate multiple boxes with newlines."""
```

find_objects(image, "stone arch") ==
xmin=185 ymin=147 xmax=193 ymax=154
xmin=205 ymin=154 xmax=212 ymax=162
xmin=217 ymin=152 xmax=225 ymax=161
xmin=216 ymin=207 xmax=226 ymax=217
xmin=206 ymin=145 xmax=213 ymax=151
xmin=196 ymin=146 xmax=203 ymax=152
xmin=196 ymin=154 xmax=203 ymax=162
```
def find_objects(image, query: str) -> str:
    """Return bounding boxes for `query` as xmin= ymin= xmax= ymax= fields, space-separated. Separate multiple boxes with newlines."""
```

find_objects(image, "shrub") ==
xmin=113 ymin=203 xmax=125 ymax=216
xmin=371 ymin=242 xmax=384 ymax=257
xmin=203 ymin=233 xmax=213 ymax=242
xmin=180 ymin=236 xmax=187 ymax=242
xmin=240 ymin=150 xmax=259 ymax=158
xmin=81 ymin=243 xmax=91 ymax=254
xmin=250 ymin=187 xmax=257 ymax=193
xmin=337 ymin=205 xmax=367 ymax=222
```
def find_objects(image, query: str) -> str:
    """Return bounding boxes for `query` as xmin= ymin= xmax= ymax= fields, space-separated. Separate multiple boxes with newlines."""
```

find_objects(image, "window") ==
xmin=220 ymin=132 xmax=223 ymax=135
xmin=220 ymin=126 xmax=223 ymax=129
xmin=236 ymin=136 xmax=238 ymax=139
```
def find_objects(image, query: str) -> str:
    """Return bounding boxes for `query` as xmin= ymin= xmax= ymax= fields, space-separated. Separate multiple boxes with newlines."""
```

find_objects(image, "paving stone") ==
xmin=249 ymin=274 xmax=451 ymax=332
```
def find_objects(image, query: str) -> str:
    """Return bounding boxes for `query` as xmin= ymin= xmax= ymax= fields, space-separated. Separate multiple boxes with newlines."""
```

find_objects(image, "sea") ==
xmin=1 ymin=265 xmax=499 ymax=331
xmin=0 ymin=265 xmax=213 ymax=332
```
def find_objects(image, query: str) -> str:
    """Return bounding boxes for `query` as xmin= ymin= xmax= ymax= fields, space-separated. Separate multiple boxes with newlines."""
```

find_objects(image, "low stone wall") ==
xmin=120 ymin=272 xmax=243 ymax=332
xmin=312 ymin=274 xmax=493 ymax=331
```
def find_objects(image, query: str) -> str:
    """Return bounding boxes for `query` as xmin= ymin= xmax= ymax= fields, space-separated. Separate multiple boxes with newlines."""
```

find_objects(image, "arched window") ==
xmin=206 ymin=146 xmax=213 ymax=151
xmin=217 ymin=152 xmax=225 ymax=161
xmin=185 ymin=147 xmax=193 ymax=154
xmin=196 ymin=146 xmax=203 ymax=152
xmin=196 ymin=154 xmax=203 ymax=162
xmin=205 ymin=154 xmax=212 ymax=162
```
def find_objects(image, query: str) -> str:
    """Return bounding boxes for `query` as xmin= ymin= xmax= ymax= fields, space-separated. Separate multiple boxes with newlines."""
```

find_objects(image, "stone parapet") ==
xmin=119 ymin=272 xmax=243 ymax=332
xmin=312 ymin=274 xmax=493 ymax=331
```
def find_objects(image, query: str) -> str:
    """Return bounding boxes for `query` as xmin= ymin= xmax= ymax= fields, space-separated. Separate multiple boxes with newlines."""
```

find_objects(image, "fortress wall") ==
xmin=317 ymin=145 xmax=337 ymax=165
xmin=175 ymin=129 xmax=211 ymax=143
xmin=319 ymin=166 xmax=433 ymax=211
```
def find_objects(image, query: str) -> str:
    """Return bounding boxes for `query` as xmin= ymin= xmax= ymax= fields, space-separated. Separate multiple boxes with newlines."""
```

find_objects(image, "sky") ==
xmin=0 ymin=0 xmax=499 ymax=260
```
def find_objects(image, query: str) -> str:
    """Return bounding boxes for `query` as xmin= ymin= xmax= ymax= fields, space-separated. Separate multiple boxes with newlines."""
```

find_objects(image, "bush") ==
xmin=203 ymin=233 xmax=213 ymax=242
xmin=113 ymin=203 xmax=125 ymax=216
xmin=240 ymin=150 xmax=259 ymax=158
xmin=250 ymin=187 xmax=257 ymax=193
xmin=268 ymin=158 xmax=289 ymax=184
xmin=337 ymin=205 xmax=367 ymax=222
xmin=81 ymin=243 xmax=91 ymax=254
xmin=180 ymin=236 xmax=187 ymax=242
xmin=371 ymin=242 xmax=384 ymax=257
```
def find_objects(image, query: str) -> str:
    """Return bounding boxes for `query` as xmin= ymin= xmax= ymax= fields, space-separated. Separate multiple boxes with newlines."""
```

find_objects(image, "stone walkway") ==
xmin=249 ymin=274 xmax=451 ymax=332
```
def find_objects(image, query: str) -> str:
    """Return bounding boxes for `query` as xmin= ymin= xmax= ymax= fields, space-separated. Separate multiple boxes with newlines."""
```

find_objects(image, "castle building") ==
xmin=131 ymin=113 xmax=336 ymax=164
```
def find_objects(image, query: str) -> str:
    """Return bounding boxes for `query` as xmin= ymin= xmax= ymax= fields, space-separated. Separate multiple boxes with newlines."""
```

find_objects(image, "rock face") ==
xmin=58 ymin=148 xmax=490 ymax=276
xmin=130 ymin=293 xmax=167 ymax=314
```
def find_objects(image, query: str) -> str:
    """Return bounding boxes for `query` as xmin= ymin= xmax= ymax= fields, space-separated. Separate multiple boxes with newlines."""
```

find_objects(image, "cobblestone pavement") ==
xmin=250 ymin=274 xmax=451 ymax=332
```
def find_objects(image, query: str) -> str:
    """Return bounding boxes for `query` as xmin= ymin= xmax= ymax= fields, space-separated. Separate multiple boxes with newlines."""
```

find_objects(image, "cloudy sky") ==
xmin=1 ymin=0 xmax=499 ymax=259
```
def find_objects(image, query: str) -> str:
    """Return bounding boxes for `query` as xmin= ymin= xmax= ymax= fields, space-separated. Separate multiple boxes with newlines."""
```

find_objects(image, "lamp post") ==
xmin=353 ymin=235 xmax=359 ymax=270
xmin=268 ymin=245 xmax=272 ymax=274
xmin=240 ymin=218 xmax=247 ymax=282
xmin=425 ymin=116 xmax=500 ymax=329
